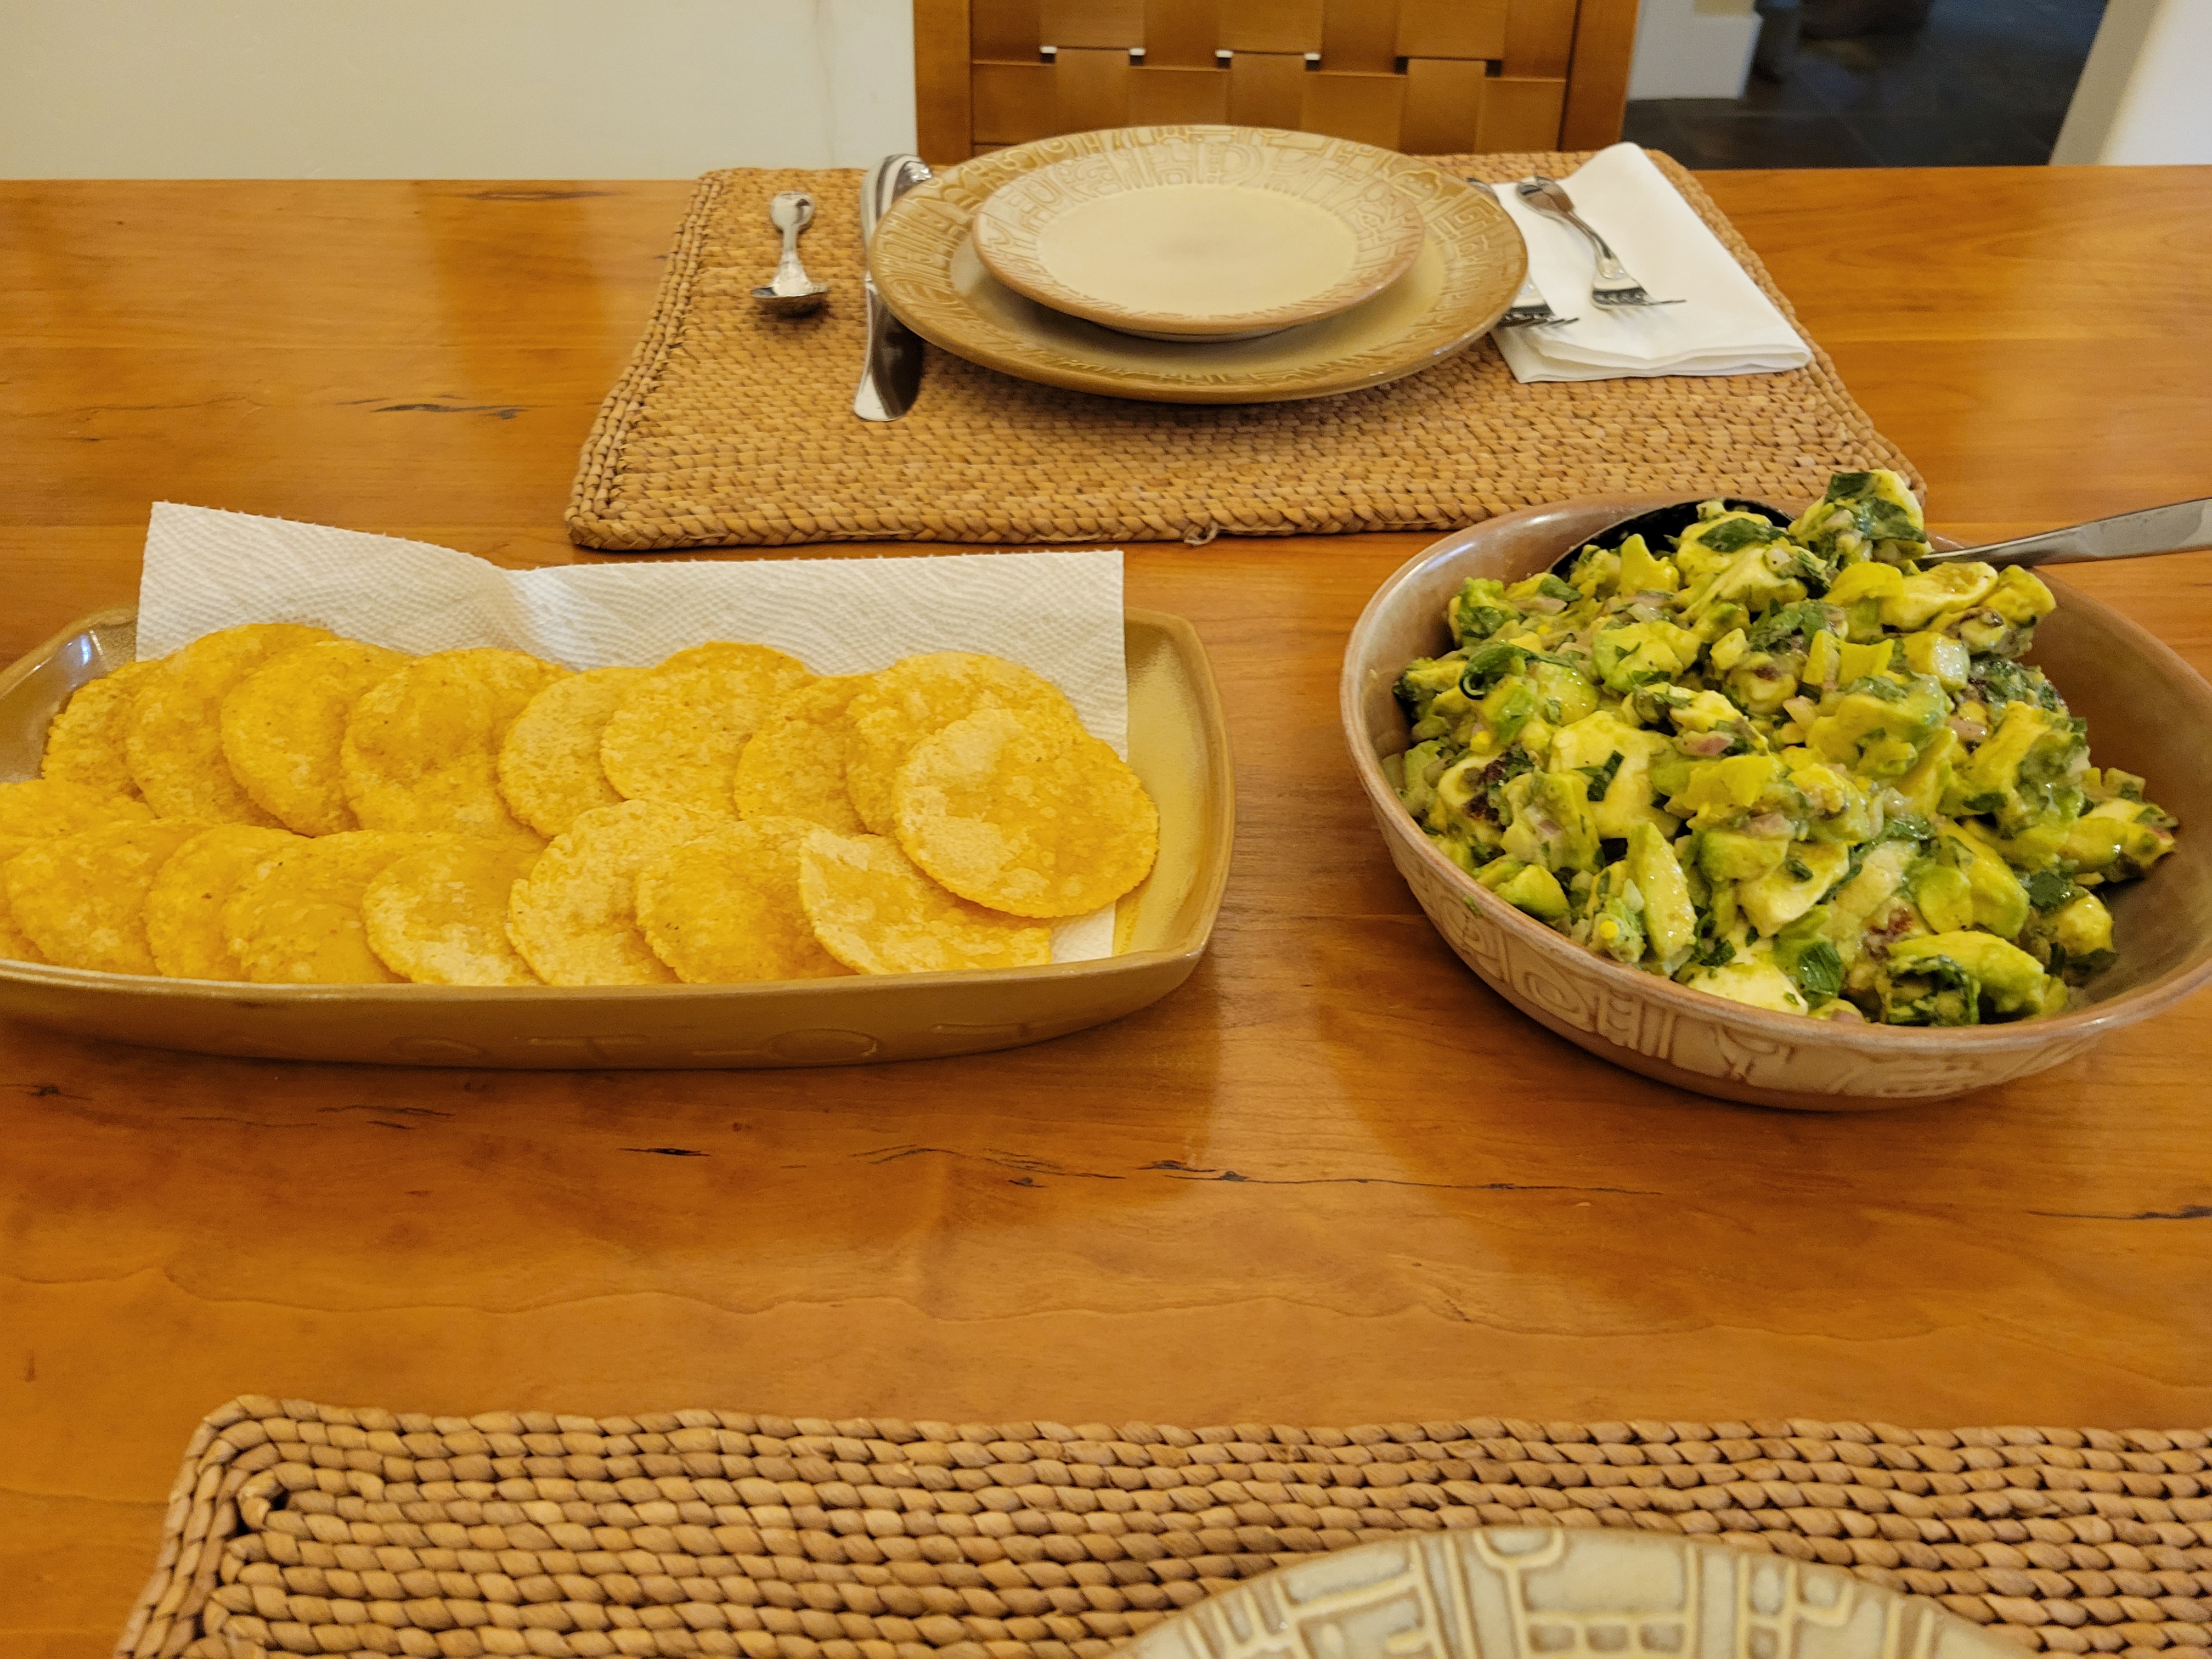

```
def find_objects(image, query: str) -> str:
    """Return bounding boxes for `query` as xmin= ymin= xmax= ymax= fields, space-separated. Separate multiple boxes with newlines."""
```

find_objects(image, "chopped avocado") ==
xmin=1906 ymin=858 xmax=1975 ymax=934
xmin=1824 ymin=561 xmax=1906 ymax=606
xmin=1492 ymin=862 xmax=1570 ymax=923
xmin=1586 ymin=861 xmax=1647 ymax=966
xmin=1773 ymin=908 xmax=1846 ymax=1001
xmin=1475 ymin=675 xmax=1541 ymax=751
xmin=1627 ymin=821 xmax=1698 ymax=966
xmin=1984 ymin=566 xmax=2057 ymax=625
xmin=1593 ymin=619 xmax=1701 ymax=695
xmin=1886 ymin=931 xmax=2052 ymax=1019
xmin=1397 ymin=738 xmax=1454 ymax=825
xmin=2053 ymin=890 xmax=2114 ymax=958
xmin=1807 ymin=673 xmax=1946 ymax=778
xmin=1617 ymin=533 xmax=1679 ymax=595
xmin=1723 ymin=652 xmax=1798 ymax=717
xmin=1740 ymin=840 xmax=1850 ymax=935
xmin=1694 ymin=827 xmax=1791 ymax=883
xmin=2058 ymin=798 xmax=2168 ymax=874
xmin=1670 ymin=753 xmax=1781 ymax=822
xmin=1881 ymin=562 xmax=1999 ymax=631
xmin=1835 ymin=637 xmax=1897 ymax=683
xmin=1943 ymin=827 xmax=2031 ymax=940
xmin=1890 ymin=726 xmax=1959 ymax=819
xmin=1821 ymin=839 xmax=1920 ymax=964
xmin=1548 ymin=712 xmax=1676 ymax=837
xmin=1949 ymin=701 xmax=2085 ymax=827
xmin=1529 ymin=657 xmax=1600 ymax=727
xmin=1499 ymin=769 xmax=1603 ymax=875
xmin=1899 ymin=630 xmax=1971 ymax=690
xmin=1679 ymin=940 xmax=1808 ymax=1014
xmin=1799 ymin=629 xmax=1842 ymax=692
xmin=1448 ymin=577 xmax=1519 ymax=646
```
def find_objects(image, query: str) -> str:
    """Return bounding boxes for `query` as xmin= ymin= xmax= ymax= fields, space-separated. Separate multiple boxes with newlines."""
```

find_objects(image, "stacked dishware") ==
xmin=860 ymin=125 xmax=1528 ymax=405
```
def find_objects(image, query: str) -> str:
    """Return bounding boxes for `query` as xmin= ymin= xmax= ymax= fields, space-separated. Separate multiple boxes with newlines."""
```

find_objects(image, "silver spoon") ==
xmin=1552 ymin=496 xmax=2212 ymax=579
xmin=753 ymin=190 xmax=829 ymax=317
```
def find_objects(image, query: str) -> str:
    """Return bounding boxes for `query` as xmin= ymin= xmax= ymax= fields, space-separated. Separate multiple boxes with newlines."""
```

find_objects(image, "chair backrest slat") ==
xmin=913 ymin=0 xmax=1638 ymax=162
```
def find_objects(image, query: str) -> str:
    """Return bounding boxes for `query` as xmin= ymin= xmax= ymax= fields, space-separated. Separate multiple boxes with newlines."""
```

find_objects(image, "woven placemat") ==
xmin=565 ymin=152 xmax=1919 ymax=551
xmin=124 ymin=1400 xmax=2212 ymax=1659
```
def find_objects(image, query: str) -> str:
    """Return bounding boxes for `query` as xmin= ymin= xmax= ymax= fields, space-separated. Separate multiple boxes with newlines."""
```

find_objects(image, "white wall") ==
xmin=0 ymin=0 xmax=917 ymax=178
xmin=2052 ymin=0 xmax=2212 ymax=166
xmin=1627 ymin=0 xmax=1759 ymax=102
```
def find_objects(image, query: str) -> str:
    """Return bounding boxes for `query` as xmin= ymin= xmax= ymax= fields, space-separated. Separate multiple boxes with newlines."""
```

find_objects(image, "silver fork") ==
xmin=1515 ymin=177 xmax=1684 ymax=309
xmin=1465 ymin=178 xmax=1577 ymax=328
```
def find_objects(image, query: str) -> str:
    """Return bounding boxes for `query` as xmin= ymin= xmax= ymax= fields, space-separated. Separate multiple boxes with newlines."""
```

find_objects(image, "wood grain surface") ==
xmin=3 ymin=166 xmax=2210 ymax=1656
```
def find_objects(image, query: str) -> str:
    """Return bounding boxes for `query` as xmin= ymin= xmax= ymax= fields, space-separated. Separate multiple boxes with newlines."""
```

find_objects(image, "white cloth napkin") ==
xmin=1489 ymin=143 xmax=1810 ymax=385
xmin=137 ymin=502 xmax=1128 ymax=962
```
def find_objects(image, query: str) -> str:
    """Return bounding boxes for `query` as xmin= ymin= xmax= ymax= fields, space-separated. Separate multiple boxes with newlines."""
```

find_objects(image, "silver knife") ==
xmin=855 ymin=154 xmax=934 ymax=422
xmin=1465 ymin=177 xmax=1577 ymax=328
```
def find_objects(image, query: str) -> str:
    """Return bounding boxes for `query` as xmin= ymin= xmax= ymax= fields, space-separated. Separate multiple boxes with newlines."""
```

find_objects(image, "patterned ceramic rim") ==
xmin=870 ymin=125 xmax=1526 ymax=404
xmin=970 ymin=132 xmax=1429 ymax=338
xmin=1120 ymin=1527 xmax=2023 ymax=1659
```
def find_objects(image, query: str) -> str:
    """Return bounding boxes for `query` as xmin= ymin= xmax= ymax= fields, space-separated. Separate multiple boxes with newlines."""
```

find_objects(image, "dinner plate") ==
xmin=0 ymin=608 xmax=1235 ymax=1069
xmin=871 ymin=125 xmax=1525 ymax=405
xmin=1124 ymin=1528 xmax=2021 ymax=1659
xmin=970 ymin=131 xmax=1427 ymax=341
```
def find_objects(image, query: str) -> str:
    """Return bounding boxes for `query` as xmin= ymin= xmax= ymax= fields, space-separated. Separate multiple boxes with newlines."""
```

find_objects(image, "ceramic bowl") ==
xmin=971 ymin=131 xmax=1426 ymax=341
xmin=1122 ymin=1527 xmax=2019 ymax=1659
xmin=1340 ymin=498 xmax=2212 ymax=1110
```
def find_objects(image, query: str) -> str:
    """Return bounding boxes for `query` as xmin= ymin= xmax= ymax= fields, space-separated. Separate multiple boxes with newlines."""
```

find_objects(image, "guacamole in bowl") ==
xmin=1389 ymin=471 xmax=2178 ymax=1028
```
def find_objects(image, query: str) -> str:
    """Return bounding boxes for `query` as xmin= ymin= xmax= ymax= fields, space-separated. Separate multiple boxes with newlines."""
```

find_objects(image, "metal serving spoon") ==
xmin=1553 ymin=495 xmax=2212 ymax=578
xmin=753 ymin=190 xmax=830 ymax=317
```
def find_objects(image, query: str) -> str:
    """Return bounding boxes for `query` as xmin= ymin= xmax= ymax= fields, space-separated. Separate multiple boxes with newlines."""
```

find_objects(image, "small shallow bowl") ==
xmin=1340 ymin=498 xmax=2212 ymax=1110
xmin=1124 ymin=1527 xmax=2019 ymax=1659
xmin=0 ymin=607 xmax=1234 ymax=1069
xmin=972 ymin=131 xmax=1426 ymax=341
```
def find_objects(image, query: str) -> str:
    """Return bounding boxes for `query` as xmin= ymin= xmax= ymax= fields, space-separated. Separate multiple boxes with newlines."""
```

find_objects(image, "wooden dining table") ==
xmin=3 ymin=163 xmax=2210 ymax=1653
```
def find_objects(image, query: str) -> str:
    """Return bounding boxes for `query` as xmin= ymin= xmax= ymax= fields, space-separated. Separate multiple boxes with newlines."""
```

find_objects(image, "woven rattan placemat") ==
xmin=565 ymin=152 xmax=1918 ymax=552
xmin=125 ymin=1400 xmax=2212 ymax=1659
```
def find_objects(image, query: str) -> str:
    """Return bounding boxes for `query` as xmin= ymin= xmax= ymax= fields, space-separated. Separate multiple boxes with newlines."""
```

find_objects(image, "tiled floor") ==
xmin=1623 ymin=0 xmax=2106 ymax=168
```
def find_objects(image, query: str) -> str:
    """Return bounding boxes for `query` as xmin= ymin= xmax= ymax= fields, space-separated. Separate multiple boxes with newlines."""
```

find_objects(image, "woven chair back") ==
xmin=913 ymin=0 xmax=1641 ymax=165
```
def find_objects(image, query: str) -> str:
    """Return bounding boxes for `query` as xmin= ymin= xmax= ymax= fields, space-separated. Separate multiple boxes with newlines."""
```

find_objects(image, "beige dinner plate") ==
xmin=971 ymin=132 xmax=1427 ymax=341
xmin=871 ymin=125 xmax=1525 ymax=404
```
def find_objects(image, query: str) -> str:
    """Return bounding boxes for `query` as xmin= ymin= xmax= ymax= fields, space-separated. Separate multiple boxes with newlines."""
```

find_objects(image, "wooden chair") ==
xmin=913 ymin=0 xmax=1641 ymax=166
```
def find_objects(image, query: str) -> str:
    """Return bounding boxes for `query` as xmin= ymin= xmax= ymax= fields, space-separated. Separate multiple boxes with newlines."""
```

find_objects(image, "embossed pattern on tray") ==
xmin=969 ymin=131 xmax=1429 ymax=340
xmin=122 ymin=1399 xmax=2212 ymax=1659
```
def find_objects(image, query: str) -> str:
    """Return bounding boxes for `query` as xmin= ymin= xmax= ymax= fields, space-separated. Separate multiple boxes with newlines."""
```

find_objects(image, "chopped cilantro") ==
xmin=1578 ymin=751 xmax=1624 ymax=802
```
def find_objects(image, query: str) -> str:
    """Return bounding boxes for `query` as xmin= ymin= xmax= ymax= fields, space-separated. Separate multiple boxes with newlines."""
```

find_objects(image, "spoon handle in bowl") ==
xmin=1930 ymin=496 xmax=2212 ymax=568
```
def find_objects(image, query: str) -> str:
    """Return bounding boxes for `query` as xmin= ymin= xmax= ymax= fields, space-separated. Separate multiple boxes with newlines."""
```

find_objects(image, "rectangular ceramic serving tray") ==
xmin=0 ymin=608 xmax=1234 ymax=1068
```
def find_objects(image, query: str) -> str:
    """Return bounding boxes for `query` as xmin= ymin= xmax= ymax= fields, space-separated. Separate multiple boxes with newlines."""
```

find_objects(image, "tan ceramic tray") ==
xmin=0 ymin=608 xmax=1233 ymax=1069
xmin=870 ymin=125 xmax=1523 ymax=404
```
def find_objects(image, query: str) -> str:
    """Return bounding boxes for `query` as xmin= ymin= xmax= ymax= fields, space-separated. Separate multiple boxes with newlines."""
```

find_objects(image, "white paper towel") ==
xmin=137 ymin=502 xmax=1130 ymax=962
